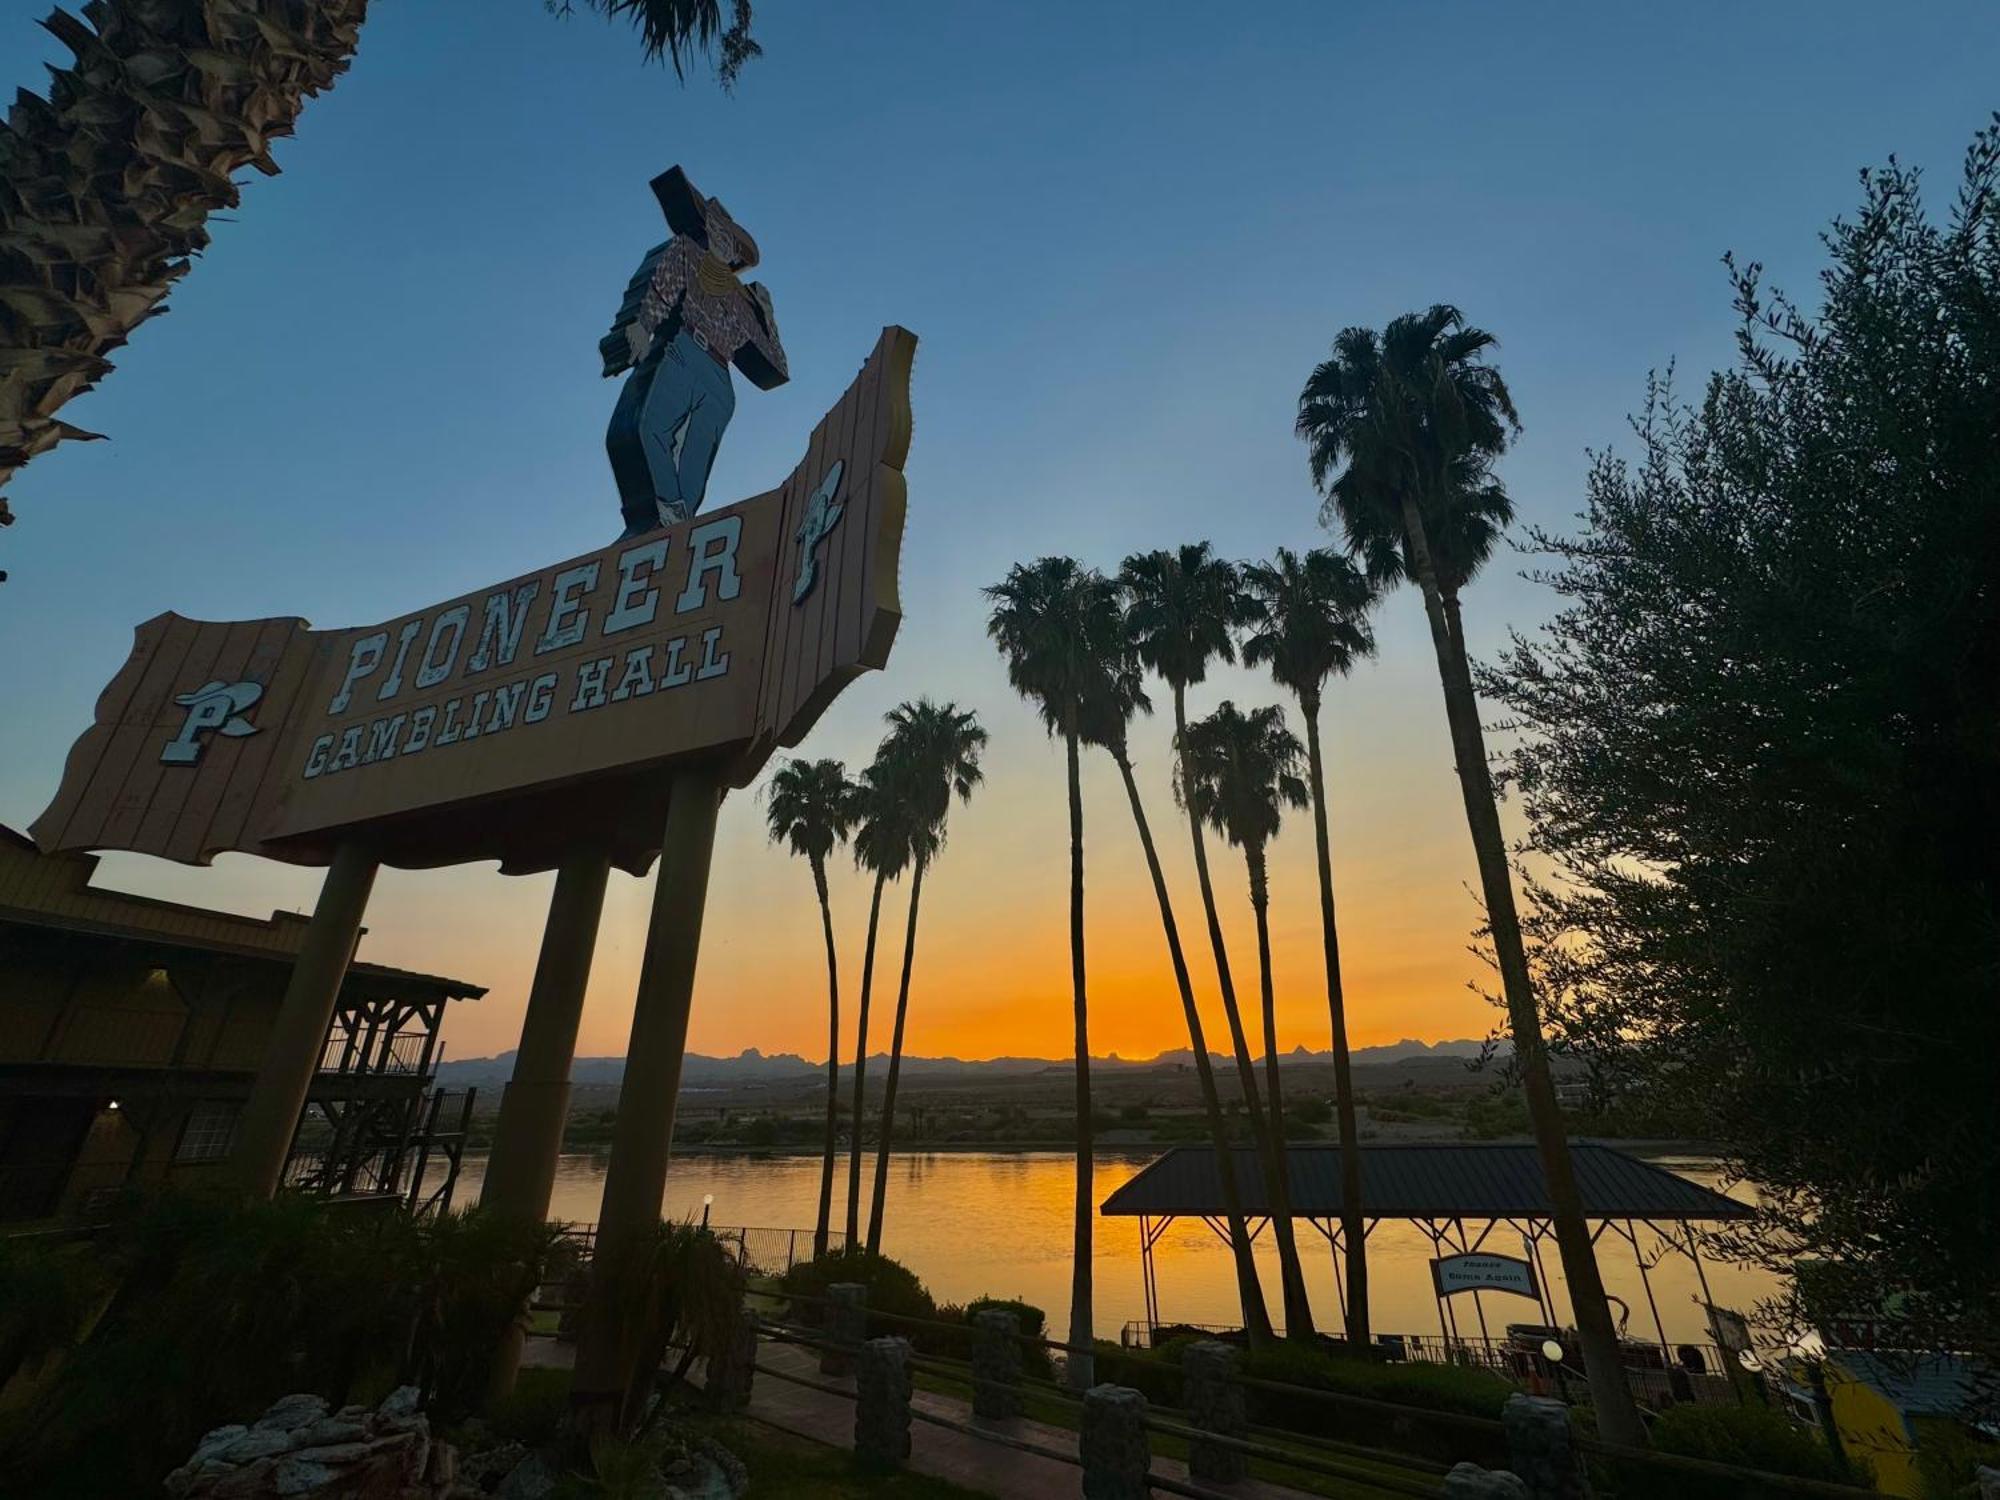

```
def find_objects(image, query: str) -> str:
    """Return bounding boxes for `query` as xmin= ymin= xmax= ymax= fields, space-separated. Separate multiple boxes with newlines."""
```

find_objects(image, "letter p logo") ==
xmin=161 ymin=679 xmax=264 ymax=765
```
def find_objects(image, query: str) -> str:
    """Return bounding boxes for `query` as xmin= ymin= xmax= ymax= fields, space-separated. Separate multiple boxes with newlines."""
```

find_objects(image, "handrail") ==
xmin=1577 ymin=1435 xmax=1879 ymax=1498
xmin=1140 ymin=1414 xmax=1446 ymax=1499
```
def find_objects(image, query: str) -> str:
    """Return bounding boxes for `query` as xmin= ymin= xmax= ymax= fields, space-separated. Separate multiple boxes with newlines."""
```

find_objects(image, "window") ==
xmin=174 ymin=1101 xmax=239 ymax=1163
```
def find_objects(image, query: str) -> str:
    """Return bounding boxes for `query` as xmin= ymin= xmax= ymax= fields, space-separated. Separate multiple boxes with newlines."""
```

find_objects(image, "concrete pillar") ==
xmin=232 ymin=842 xmax=378 ymax=1197
xmin=480 ymin=849 xmax=612 ymax=1222
xmin=1080 ymin=1385 xmax=1149 ymax=1500
xmin=971 ymin=1309 xmax=1022 ymax=1421
xmin=707 ymin=1308 xmax=758 ymax=1412
xmin=854 ymin=1336 xmax=913 ymax=1470
xmin=1183 ymin=1340 xmax=1248 ymax=1483
xmin=1503 ymin=1393 xmax=1587 ymax=1500
xmin=822 ymin=1282 xmax=868 ymax=1377
xmin=570 ymin=767 xmax=724 ymax=1428
xmin=1446 ymin=1463 xmax=1531 ymax=1498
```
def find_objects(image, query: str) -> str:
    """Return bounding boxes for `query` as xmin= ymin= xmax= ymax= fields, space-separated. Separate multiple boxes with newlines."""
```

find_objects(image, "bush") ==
xmin=1597 ymin=1402 xmax=1855 ymax=1499
xmin=776 ymin=1248 xmax=938 ymax=1342
xmin=486 ymin=1365 xmax=573 ymax=1447
xmin=1913 ymin=1415 xmax=2000 ymax=1500
xmin=965 ymin=1297 xmax=1053 ymax=1380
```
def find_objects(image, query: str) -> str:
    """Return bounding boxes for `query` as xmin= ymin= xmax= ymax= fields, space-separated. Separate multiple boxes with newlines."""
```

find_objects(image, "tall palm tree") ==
xmin=845 ymin=759 xmax=913 ymax=1248
xmin=984 ymin=556 xmax=1121 ymax=1387
xmin=1180 ymin=703 xmax=1314 ymax=1322
xmin=761 ymin=757 xmax=859 ymax=1258
xmin=0 ymin=2 xmax=756 ymax=547
xmin=1298 ymin=304 xmax=1644 ymax=1441
xmin=1084 ymin=634 xmax=1275 ymax=1346
xmin=1240 ymin=547 xmax=1378 ymax=1346
xmin=1120 ymin=544 xmax=1316 ymax=1338
xmin=865 ymin=699 xmax=987 ymax=1256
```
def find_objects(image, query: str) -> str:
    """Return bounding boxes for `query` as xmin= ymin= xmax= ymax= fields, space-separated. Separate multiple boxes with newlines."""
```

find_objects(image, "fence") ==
xmin=727 ymin=1286 xmax=1879 ymax=1500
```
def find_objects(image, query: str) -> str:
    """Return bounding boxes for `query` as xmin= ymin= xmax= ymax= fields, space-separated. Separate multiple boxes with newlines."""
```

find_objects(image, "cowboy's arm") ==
xmin=600 ymin=242 xmax=694 ymax=376
xmin=732 ymin=281 xmax=789 ymax=390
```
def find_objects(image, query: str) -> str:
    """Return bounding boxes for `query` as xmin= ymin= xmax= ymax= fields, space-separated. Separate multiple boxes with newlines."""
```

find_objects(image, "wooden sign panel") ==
xmin=32 ymin=328 xmax=916 ymax=876
xmin=1430 ymin=1251 xmax=1540 ymax=1301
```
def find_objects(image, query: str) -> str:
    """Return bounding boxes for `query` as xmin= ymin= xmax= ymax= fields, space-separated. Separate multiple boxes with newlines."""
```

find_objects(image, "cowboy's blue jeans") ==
xmin=607 ymin=330 xmax=736 ymax=538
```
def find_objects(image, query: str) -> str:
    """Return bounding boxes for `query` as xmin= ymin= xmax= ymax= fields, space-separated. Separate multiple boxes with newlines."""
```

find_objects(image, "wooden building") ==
xmin=0 ymin=825 xmax=484 ymax=1225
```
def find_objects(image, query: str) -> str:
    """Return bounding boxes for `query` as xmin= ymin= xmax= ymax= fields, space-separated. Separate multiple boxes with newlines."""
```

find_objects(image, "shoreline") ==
xmin=459 ymin=1136 xmax=1731 ymax=1162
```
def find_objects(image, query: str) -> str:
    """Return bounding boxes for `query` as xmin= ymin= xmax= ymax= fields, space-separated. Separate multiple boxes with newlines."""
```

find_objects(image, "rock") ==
xmin=378 ymin=1385 xmax=423 ymax=1419
xmin=428 ymin=1441 xmax=457 ymax=1489
xmin=1444 ymin=1462 xmax=1531 ymax=1499
xmin=193 ymin=1425 xmax=251 ymax=1461
xmin=493 ymin=1449 xmax=561 ymax=1500
xmin=287 ymin=1442 xmax=378 ymax=1466
xmin=695 ymin=1436 xmax=748 ymax=1498
xmin=256 ymin=1394 xmax=330 ymax=1433
xmin=1080 ymin=1385 xmax=1150 ymax=1500
xmin=460 ymin=1439 xmax=527 ymax=1490
xmin=216 ymin=1429 xmax=298 ymax=1464
xmin=269 ymin=1458 xmax=338 ymax=1496
xmin=298 ymin=1417 xmax=369 ymax=1447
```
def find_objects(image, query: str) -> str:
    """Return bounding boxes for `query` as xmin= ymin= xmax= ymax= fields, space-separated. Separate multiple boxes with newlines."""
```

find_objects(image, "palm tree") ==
xmin=1084 ymin=632 xmax=1275 ymax=1346
xmin=761 ymin=757 xmax=859 ymax=1258
xmin=1 ymin=2 xmax=757 ymax=538
xmin=1297 ymin=304 xmax=1644 ymax=1441
xmin=865 ymin=699 xmax=987 ymax=1257
xmin=845 ymin=759 xmax=913 ymax=1249
xmin=984 ymin=556 xmax=1121 ymax=1387
xmin=1179 ymin=703 xmax=1314 ymax=1324
xmin=1120 ymin=545 xmax=1316 ymax=1338
xmin=1240 ymin=547 xmax=1378 ymax=1346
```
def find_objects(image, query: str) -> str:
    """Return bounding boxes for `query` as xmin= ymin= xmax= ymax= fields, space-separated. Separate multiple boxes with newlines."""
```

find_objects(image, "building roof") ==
xmin=1826 ymin=1349 xmax=1992 ymax=1420
xmin=1098 ymin=1143 xmax=1753 ymax=1223
xmin=0 ymin=823 xmax=483 ymax=1001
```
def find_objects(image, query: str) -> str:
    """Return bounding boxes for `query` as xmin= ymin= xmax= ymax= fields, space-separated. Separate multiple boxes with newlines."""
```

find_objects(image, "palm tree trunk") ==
xmin=812 ymin=858 xmax=840 ymax=1259
xmin=1398 ymin=493 xmax=1645 ymax=1444
xmin=846 ymin=870 xmax=888 ymax=1249
xmin=1300 ymin=700 xmax=1370 ymax=1346
xmin=866 ymin=855 xmax=927 ymax=1255
xmin=1063 ymin=722 xmax=1095 ymax=1389
xmin=1109 ymin=745 xmax=1274 ymax=1346
xmin=1173 ymin=685 xmax=1316 ymax=1337
xmin=1246 ymin=847 xmax=1316 ymax=1340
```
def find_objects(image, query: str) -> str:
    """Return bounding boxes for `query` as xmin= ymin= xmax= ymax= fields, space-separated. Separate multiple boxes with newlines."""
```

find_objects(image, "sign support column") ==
xmin=571 ymin=765 xmax=724 ymax=1429
xmin=481 ymin=848 xmax=613 ymax=1222
xmin=232 ymin=840 xmax=379 ymax=1197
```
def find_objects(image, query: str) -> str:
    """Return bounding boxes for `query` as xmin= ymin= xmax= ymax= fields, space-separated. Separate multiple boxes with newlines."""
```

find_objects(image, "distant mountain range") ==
xmin=433 ymin=1038 xmax=1487 ymax=1090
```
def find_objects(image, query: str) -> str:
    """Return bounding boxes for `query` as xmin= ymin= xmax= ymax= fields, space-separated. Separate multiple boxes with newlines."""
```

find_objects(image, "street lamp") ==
xmin=701 ymin=1193 xmax=713 ymax=1230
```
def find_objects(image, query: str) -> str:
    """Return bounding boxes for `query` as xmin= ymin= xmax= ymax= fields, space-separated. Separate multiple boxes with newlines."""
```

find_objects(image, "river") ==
xmin=438 ymin=1149 xmax=1778 ymax=1348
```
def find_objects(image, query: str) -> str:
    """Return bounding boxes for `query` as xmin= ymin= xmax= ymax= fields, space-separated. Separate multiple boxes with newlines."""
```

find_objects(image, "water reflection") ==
xmin=439 ymin=1150 xmax=1777 ymax=1344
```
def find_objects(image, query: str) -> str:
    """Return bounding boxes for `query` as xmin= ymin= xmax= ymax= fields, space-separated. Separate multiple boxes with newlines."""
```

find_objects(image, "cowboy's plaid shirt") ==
xmin=607 ymin=236 xmax=787 ymax=388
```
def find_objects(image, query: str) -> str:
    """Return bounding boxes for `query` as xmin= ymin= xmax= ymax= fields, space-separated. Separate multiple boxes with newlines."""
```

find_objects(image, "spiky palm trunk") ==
xmin=1063 ymin=719 xmax=1094 ymax=1388
xmin=1172 ymin=684 xmax=1317 ymax=1338
xmin=1109 ymin=744 xmax=1273 ymax=1345
xmin=845 ymin=869 xmax=888 ymax=1248
xmin=812 ymin=856 xmax=840 ymax=1258
xmin=865 ymin=853 xmax=927 ymax=1255
xmin=1299 ymin=698 xmax=1370 ymax=1346
xmin=1245 ymin=843 xmax=1289 ymax=1181
xmin=1398 ymin=492 xmax=1643 ymax=1443
xmin=1 ymin=1 xmax=368 ymax=508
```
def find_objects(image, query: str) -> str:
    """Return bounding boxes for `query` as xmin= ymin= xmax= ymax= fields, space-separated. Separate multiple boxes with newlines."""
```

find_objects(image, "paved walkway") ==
xmin=522 ymin=1335 xmax=1326 ymax=1498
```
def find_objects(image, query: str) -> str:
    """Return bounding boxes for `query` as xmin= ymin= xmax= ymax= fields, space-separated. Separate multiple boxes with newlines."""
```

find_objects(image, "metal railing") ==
xmin=317 ymin=1029 xmax=430 ymax=1076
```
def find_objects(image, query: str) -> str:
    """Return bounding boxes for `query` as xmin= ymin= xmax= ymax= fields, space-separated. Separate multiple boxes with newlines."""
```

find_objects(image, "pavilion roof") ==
xmin=1098 ymin=1143 xmax=1752 ymax=1223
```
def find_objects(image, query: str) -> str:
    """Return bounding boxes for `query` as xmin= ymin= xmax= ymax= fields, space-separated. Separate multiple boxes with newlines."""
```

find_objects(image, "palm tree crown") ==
xmin=878 ymin=699 xmax=987 ymax=845
xmin=1296 ymin=305 xmax=1520 ymax=597
xmin=1239 ymin=548 xmax=1378 ymax=710
xmin=762 ymin=758 xmax=858 ymax=868
xmin=1117 ymin=543 xmax=1247 ymax=691
xmin=983 ymin=557 xmax=1125 ymax=732
xmin=1180 ymin=702 xmax=1310 ymax=860
xmin=851 ymin=761 xmax=920 ymax=882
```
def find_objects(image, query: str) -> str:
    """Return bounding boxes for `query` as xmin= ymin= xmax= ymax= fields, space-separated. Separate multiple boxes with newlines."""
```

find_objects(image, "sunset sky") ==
xmin=3 ymin=2 xmax=1994 ymax=1066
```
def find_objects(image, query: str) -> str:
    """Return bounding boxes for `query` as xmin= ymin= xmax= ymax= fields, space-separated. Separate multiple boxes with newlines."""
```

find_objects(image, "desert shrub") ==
xmin=0 ymin=1192 xmax=561 ymax=1498
xmin=776 ymin=1247 xmax=938 ymax=1342
xmin=1595 ymin=1401 xmax=1855 ymax=1499
xmin=1090 ymin=1341 xmax=1186 ymax=1407
xmin=965 ymin=1297 xmax=1053 ymax=1380
xmin=487 ymin=1365 xmax=573 ymax=1447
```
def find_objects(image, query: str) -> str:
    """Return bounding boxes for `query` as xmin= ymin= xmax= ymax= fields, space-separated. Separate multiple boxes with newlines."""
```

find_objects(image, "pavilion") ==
xmin=1100 ymin=1141 xmax=1754 ymax=1371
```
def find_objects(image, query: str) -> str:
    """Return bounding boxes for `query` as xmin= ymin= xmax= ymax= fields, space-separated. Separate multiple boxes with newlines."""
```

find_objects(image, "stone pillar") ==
xmin=481 ymin=849 xmax=612 ymax=1221
xmin=822 ymin=1282 xmax=867 ymax=1376
xmin=1183 ymin=1340 xmax=1248 ymax=1483
xmin=971 ymin=1309 xmax=1023 ymax=1421
xmin=1974 ymin=1466 xmax=2000 ymax=1500
xmin=1080 ymin=1385 xmax=1150 ymax=1500
xmin=1503 ymin=1393 xmax=1588 ymax=1500
xmin=233 ymin=842 xmax=378 ymax=1197
xmin=854 ymin=1336 xmax=913 ymax=1471
xmin=571 ymin=767 xmax=725 ymax=1428
xmin=1445 ymin=1462 xmax=1531 ymax=1499
xmin=707 ymin=1308 xmax=758 ymax=1412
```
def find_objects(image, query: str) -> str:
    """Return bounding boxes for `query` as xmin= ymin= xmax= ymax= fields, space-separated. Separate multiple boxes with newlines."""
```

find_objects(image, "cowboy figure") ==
xmin=602 ymin=167 xmax=789 ymax=539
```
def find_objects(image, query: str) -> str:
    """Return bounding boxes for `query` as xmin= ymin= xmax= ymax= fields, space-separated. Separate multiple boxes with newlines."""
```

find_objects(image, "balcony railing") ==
xmin=316 ymin=1030 xmax=429 ymax=1077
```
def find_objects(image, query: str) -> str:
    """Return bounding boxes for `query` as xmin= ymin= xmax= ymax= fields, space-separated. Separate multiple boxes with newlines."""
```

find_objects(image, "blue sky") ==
xmin=3 ymin=2 xmax=1994 ymax=1061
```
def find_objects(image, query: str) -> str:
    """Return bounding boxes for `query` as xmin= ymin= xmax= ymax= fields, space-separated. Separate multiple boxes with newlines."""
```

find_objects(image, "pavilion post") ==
xmin=1628 ymin=1220 xmax=1671 ymax=1355
xmin=571 ymin=766 xmax=724 ymax=1431
xmin=232 ymin=840 xmax=379 ymax=1198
